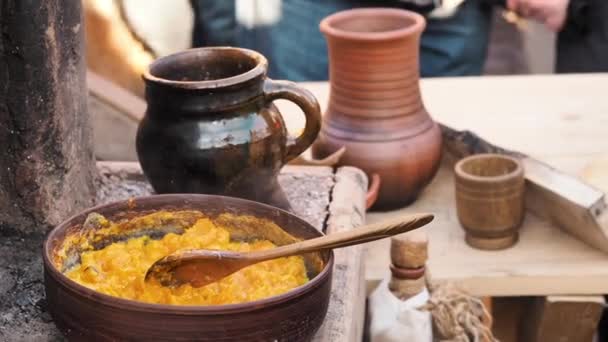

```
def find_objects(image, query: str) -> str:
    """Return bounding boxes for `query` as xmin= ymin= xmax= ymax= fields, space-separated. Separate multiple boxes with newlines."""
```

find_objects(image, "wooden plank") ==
xmin=87 ymin=70 xmax=146 ymax=122
xmin=313 ymin=167 xmax=367 ymax=342
xmin=524 ymin=158 xmax=608 ymax=253
xmin=280 ymin=165 xmax=334 ymax=231
xmin=87 ymin=70 xmax=145 ymax=161
xmin=519 ymin=296 xmax=604 ymax=342
xmin=89 ymin=94 xmax=139 ymax=161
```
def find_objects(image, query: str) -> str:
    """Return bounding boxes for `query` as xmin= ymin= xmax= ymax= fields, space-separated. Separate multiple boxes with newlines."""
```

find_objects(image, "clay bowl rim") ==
xmin=454 ymin=153 xmax=524 ymax=184
xmin=142 ymin=46 xmax=268 ymax=90
xmin=42 ymin=193 xmax=334 ymax=315
xmin=319 ymin=7 xmax=426 ymax=42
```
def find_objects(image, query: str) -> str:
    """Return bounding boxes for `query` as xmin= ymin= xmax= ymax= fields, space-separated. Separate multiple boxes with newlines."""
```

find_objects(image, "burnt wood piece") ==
xmin=441 ymin=124 xmax=608 ymax=253
xmin=0 ymin=0 xmax=96 ymax=235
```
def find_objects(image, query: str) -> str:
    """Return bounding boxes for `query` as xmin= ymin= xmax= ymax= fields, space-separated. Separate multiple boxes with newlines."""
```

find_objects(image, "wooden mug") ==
xmin=454 ymin=154 xmax=525 ymax=250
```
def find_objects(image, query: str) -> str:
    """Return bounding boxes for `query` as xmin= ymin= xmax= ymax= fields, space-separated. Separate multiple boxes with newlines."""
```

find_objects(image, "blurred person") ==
xmin=190 ymin=0 xmax=497 ymax=80
xmin=190 ymin=1 xmax=238 ymax=47
xmin=507 ymin=0 xmax=608 ymax=72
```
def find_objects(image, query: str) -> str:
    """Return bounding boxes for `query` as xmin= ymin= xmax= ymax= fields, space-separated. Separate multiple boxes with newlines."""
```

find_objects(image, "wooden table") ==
xmin=280 ymin=74 xmax=608 ymax=341
xmin=279 ymin=73 xmax=608 ymax=297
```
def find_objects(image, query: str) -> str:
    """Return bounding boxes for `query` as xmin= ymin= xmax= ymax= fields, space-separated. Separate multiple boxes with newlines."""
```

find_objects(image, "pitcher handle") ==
xmin=264 ymin=79 xmax=321 ymax=163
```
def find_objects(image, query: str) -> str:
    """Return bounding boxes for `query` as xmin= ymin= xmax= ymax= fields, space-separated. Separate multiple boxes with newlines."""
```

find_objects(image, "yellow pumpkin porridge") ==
xmin=63 ymin=212 xmax=309 ymax=306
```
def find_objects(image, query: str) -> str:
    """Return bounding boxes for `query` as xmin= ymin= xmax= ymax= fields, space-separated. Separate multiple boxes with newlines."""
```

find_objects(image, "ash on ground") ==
xmin=0 ymin=235 xmax=64 ymax=341
xmin=96 ymin=169 xmax=153 ymax=204
xmin=96 ymin=167 xmax=333 ymax=231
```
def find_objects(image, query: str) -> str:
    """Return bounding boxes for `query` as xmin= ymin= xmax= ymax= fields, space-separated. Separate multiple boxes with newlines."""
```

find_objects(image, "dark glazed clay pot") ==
xmin=137 ymin=47 xmax=321 ymax=211
xmin=312 ymin=8 xmax=442 ymax=211
xmin=43 ymin=194 xmax=333 ymax=342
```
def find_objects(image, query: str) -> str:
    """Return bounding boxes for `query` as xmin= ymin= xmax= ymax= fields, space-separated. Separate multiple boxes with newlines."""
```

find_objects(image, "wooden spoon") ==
xmin=145 ymin=213 xmax=434 ymax=288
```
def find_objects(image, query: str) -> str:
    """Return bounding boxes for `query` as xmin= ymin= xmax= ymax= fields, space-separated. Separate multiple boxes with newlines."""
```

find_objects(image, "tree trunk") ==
xmin=0 ymin=0 xmax=95 ymax=235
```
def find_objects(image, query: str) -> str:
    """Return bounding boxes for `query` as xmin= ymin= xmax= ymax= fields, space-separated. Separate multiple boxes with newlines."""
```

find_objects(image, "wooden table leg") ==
xmin=519 ymin=295 xmax=604 ymax=342
xmin=482 ymin=296 xmax=493 ymax=327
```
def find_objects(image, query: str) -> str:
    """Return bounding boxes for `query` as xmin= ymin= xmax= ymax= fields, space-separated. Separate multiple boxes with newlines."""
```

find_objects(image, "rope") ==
xmin=419 ymin=284 xmax=499 ymax=342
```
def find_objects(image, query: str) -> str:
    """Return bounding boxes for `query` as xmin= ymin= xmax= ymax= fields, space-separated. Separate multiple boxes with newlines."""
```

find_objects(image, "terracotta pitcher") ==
xmin=137 ymin=47 xmax=321 ymax=211
xmin=313 ymin=8 xmax=442 ymax=211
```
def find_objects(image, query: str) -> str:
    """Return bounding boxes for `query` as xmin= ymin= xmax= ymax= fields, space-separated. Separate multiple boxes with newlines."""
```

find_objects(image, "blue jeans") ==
xmin=191 ymin=0 xmax=493 ymax=80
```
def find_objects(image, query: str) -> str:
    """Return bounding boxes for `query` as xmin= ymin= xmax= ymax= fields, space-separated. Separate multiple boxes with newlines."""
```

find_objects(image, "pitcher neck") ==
xmin=145 ymin=75 xmax=265 ymax=115
xmin=324 ymin=40 xmax=426 ymax=127
xmin=321 ymin=8 xmax=426 ymax=119
xmin=143 ymin=47 xmax=269 ymax=115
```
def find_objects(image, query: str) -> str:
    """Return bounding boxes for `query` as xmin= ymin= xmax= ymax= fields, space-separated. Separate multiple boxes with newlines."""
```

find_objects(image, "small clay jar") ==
xmin=454 ymin=154 xmax=525 ymax=250
xmin=313 ymin=8 xmax=442 ymax=211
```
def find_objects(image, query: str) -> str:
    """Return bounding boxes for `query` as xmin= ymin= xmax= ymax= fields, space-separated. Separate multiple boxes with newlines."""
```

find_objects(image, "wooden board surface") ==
xmin=280 ymin=74 xmax=608 ymax=175
xmin=364 ymin=159 xmax=608 ymax=297
xmin=313 ymin=167 xmax=367 ymax=342
xmin=273 ymin=75 xmax=608 ymax=297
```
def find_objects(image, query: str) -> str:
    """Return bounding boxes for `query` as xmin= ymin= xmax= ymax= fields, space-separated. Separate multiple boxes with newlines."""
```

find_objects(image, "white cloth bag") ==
xmin=369 ymin=278 xmax=433 ymax=342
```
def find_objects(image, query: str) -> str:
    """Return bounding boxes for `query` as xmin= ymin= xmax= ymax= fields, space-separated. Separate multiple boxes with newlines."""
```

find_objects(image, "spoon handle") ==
xmin=252 ymin=213 xmax=433 ymax=262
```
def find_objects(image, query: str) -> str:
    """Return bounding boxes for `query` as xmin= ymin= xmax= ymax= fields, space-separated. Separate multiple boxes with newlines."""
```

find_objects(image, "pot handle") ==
xmin=264 ymin=79 xmax=321 ymax=163
xmin=366 ymin=173 xmax=381 ymax=210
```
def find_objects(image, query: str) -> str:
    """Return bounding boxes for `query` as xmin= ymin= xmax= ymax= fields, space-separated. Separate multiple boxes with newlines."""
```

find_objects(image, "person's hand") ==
xmin=507 ymin=0 xmax=569 ymax=32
